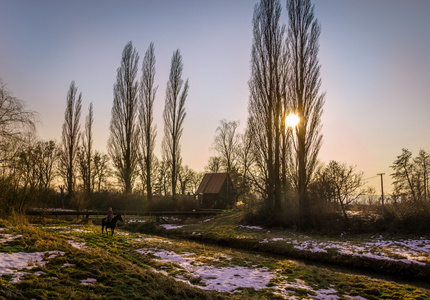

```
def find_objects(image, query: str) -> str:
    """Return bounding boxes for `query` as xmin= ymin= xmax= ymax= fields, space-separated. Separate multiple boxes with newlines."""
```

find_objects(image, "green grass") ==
xmin=2 ymin=215 xmax=430 ymax=299
xmin=150 ymin=211 xmax=430 ymax=281
xmin=0 ymin=223 xmax=225 ymax=300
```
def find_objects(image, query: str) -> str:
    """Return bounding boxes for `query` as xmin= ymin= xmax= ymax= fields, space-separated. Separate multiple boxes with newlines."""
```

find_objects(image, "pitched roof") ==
xmin=196 ymin=173 xmax=229 ymax=194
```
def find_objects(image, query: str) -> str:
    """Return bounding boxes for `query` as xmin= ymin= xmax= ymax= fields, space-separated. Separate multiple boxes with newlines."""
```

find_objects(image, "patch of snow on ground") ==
xmin=344 ymin=296 xmax=369 ymax=300
xmin=275 ymin=279 xmax=341 ymax=300
xmin=143 ymin=237 xmax=174 ymax=244
xmin=0 ymin=251 xmax=64 ymax=283
xmin=136 ymin=247 xmax=274 ymax=293
xmin=72 ymin=229 xmax=92 ymax=233
xmin=127 ymin=219 xmax=146 ymax=223
xmin=62 ymin=263 xmax=76 ymax=268
xmin=293 ymin=241 xmax=328 ymax=254
xmin=68 ymin=240 xmax=87 ymax=250
xmin=0 ymin=233 xmax=22 ymax=244
xmin=237 ymin=225 xmax=263 ymax=230
xmin=257 ymin=233 xmax=429 ymax=265
xmin=136 ymin=247 xmax=343 ymax=297
xmin=80 ymin=278 xmax=97 ymax=285
xmin=272 ymin=238 xmax=285 ymax=242
xmin=160 ymin=224 xmax=184 ymax=230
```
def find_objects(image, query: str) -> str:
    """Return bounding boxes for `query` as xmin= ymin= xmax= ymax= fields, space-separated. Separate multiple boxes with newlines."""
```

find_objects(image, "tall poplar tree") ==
xmin=248 ymin=0 xmax=287 ymax=213
xmin=108 ymin=41 xmax=140 ymax=194
xmin=162 ymin=49 xmax=189 ymax=196
xmin=60 ymin=81 xmax=82 ymax=200
xmin=286 ymin=0 xmax=325 ymax=221
xmin=82 ymin=102 xmax=93 ymax=196
xmin=139 ymin=42 xmax=157 ymax=205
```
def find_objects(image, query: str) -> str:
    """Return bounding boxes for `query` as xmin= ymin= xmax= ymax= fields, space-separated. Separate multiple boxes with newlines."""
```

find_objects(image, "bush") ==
xmin=377 ymin=201 xmax=430 ymax=234
xmin=148 ymin=195 xmax=199 ymax=211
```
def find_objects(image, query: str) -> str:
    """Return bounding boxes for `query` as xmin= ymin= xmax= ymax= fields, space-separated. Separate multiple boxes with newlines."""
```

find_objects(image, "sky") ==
xmin=1 ymin=0 xmax=430 ymax=195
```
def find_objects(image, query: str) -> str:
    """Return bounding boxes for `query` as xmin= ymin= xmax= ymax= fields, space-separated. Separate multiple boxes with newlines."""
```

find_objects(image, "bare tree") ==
xmin=153 ymin=159 xmax=170 ymax=196
xmin=414 ymin=149 xmax=430 ymax=201
xmin=205 ymin=156 xmax=222 ymax=173
xmin=108 ymin=41 xmax=140 ymax=194
xmin=82 ymin=102 xmax=93 ymax=195
xmin=190 ymin=171 xmax=204 ymax=194
xmin=139 ymin=42 xmax=158 ymax=205
xmin=178 ymin=165 xmax=194 ymax=194
xmin=162 ymin=49 xmax=189 ymax=197
xmin=0 ymin=79 xmax=36 ymax=169
xmin=0 ymin=79 xmax=36 ymax=141
xmin=236 ymin=128 xmax=255 ymax=202
xmin=92 ymin=151 xmax=110 ymax=192
xmin=213 ymin=120 xmax=240 ymax=173
xmin=316 ymin=161 xmax=367 ymax=222
xmin=248 ymin=0 xmax=287 ymax=213
xmin=35 ymin=140 xmax=59 ymax=192
xmin=391 ymin=148 xmax=430 ymax=203
xmin=286 ymin=0 xmax=325 ymax=221
xmin=60 ymin=81 xmax=82 ymax=200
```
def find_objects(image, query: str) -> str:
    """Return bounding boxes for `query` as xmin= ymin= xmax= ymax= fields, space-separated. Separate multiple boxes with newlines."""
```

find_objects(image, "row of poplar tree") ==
xmin=61 ymin=42 xmax=189 ymax=207
xmin=0 ymin=0 xmax=327 ymax=220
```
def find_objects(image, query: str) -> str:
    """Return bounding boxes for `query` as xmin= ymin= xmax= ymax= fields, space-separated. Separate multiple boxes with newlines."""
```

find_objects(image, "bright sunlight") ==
xmin=285 ymin=113 xmax=300 ymax=128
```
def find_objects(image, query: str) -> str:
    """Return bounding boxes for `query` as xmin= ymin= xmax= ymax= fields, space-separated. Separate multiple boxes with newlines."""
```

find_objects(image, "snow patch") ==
xmin=0 ymin=251 xmax=64 ymax=283
xmin=0 ymin=233 xmax=22 ymax=244
xmin=136 ymin=247 xmax=274 ymax=293
xmin=160 ymin=224 xmax=184 ymax=230
xmin=81 ymin=278 xmax=97 ymax=285
xmin=237 ymin=225 xmax=263 ymax=230
xmin=127 ymin=219 xmax=146 ymax=224
xmin=68 ymin=240 xmax=88 ymax=250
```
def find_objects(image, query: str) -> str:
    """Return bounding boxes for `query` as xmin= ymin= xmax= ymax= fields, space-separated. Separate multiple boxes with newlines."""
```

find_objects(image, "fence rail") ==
xmin=25 ymin=209 xmax=223 ymax=217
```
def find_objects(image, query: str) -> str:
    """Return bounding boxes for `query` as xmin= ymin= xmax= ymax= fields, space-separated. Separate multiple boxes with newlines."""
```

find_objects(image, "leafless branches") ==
xmin=286 ymin=0 xmax=324 ymax=219
xmin=80 ymin=102 xmax=93 ymax=195
xmin=60 ymin=81 xmax=82 ymax=200
xmin=139 ymin=42 xmax=158 ymax=204
xmin=0 ymin=79 xmax=37 ymax=164
xmin=248 ymin=0 xmax=287 ymax=212
xmin=213 ymin=120 xmax=240 ymax=173
xmin=108 ymin=41 xmax=140 ymax=194
xmin=162 ymin=49 xmax=189 ymax=196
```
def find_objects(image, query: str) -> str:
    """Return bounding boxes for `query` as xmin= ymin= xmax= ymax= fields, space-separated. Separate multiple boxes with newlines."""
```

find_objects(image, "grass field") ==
xmin=1 ymin=213 xmax=430 ymax=299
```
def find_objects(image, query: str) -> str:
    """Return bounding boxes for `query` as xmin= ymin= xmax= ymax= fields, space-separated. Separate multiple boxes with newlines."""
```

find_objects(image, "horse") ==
xmin=101 ymin=214 xmax=123 ymax=235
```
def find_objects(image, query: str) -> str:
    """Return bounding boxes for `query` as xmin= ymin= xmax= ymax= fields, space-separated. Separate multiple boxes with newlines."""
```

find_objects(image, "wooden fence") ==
xmin=25 ymin=209 xmax=222 ymax=219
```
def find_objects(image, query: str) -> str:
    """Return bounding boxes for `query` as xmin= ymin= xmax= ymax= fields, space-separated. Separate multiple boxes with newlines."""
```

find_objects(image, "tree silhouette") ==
xmin=286 ymin=0 xmax=325 ymax=222
xmin=139 ymin=42 xmax=157 ymax=205
xmin=60 ymin=81 xmax=82 ymax=201
xmin=162 ymin=49 xmax=189 ymax=197
xmin=248 ymin=0 xmax=287 ymax=213
xmin=81 ymin=102 xmax=93 ymax=196
xmin=108 ymin=41 xmax=140 ymax=194
xmin=213 ymin=120 xmax=240 ymax=173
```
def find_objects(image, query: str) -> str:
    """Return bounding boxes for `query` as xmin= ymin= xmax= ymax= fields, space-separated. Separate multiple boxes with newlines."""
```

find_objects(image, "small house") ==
xmin=196 ymin=173 xmax=235 ymax=209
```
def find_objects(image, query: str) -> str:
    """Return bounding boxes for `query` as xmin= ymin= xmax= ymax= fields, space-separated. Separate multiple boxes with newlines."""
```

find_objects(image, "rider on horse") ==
xmin=107 ymin=207 xmax=113 ymax=225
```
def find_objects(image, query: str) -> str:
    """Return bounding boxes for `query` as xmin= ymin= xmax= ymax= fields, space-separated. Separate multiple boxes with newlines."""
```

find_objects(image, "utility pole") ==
xmin=377 ymin=173 xmax=385 ymax=209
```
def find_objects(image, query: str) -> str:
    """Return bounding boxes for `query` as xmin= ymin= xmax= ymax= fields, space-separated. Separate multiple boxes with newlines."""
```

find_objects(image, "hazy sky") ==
xmin=1 ymin=0 xmax=430 ymax=194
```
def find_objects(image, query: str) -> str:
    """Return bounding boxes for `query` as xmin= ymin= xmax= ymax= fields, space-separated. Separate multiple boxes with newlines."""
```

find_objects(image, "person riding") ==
xmin=107 ymin=207 xmax=113 ymax=224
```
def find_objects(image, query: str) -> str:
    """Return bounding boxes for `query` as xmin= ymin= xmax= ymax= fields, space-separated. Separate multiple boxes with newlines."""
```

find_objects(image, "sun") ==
xmin=285 ymin=113 xmax=300 ymax=128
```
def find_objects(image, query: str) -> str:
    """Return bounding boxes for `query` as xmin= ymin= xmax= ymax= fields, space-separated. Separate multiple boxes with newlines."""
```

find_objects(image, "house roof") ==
xmin=196 ymin=173 xmax=229 ymax=194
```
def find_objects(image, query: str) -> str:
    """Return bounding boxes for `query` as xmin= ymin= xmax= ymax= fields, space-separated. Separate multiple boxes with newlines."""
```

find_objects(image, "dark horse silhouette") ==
xmin=101 ymin=214 xmax=123 ymax=235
